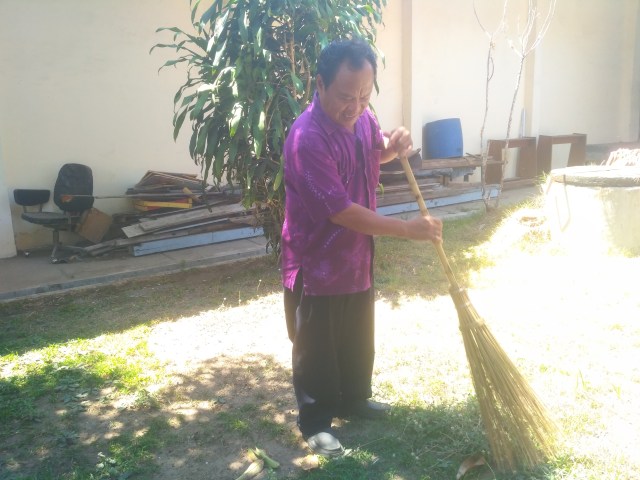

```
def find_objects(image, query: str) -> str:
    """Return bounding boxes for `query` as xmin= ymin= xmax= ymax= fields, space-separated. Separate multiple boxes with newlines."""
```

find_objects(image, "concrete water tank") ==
xmin=544 ymin=165 xmax=640 ymax=255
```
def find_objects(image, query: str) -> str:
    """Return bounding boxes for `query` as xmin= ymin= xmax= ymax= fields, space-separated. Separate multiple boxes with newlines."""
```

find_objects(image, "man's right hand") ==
xmin=405 ymin=215 xmax=443 ymax=243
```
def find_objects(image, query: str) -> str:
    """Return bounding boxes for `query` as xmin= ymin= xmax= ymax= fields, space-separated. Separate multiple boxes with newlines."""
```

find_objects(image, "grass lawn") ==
xmin=1 ymin=197 xmax=639 ymax=480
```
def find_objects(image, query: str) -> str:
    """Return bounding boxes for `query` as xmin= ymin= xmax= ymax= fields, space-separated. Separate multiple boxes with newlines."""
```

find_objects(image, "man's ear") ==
xmin=316 ymin=74 xmax=325 ymax=93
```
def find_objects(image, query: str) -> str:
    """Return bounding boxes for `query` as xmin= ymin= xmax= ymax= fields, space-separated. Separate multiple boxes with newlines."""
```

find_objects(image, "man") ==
xmin=281 ymin=38 xmax=443 ymax=457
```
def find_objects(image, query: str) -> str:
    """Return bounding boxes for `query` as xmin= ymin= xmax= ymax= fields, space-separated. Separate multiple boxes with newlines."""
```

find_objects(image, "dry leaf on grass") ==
xmin=295 ymin=454 xmax=319 ymax=471
xmin=456 ymin=453 xmax=487 ymax=479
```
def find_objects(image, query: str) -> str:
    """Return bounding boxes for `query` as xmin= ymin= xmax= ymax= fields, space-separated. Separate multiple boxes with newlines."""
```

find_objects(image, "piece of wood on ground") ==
xmin=131 ymin=226 xmax=264 ymax=256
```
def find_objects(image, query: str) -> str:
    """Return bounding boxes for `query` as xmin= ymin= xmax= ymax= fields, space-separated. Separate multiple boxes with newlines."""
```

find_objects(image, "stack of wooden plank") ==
xmin=127 ymin=171 xmax=204 ymax=211
xmin=85 ymin=199 xmax=262 ymax=257
xmin=84 ymin=171 xmax=261 ymax=256
xmin=376 ymin=155 xmax=504 ymax=212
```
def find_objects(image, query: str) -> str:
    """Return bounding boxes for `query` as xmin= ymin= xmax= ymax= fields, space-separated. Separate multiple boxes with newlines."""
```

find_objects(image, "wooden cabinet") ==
xmin=537 ymin=134 xmax=587 ymax=175
xmin=486 ymin=137 xmax=537 ymax=185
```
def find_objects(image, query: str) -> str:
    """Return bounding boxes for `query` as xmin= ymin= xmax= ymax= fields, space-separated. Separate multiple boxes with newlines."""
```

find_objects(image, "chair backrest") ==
xmin=53 ymin=163 xmax=94 ymax=212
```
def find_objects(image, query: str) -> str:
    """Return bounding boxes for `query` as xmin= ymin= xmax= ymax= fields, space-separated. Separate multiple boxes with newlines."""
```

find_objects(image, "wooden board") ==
xmin=134 ymin=171 xmax=203 ymax=191
xmin=133 ymin=198 xmax=193 ymax=211
xmin=85 ymin=219 xmax=239 ymax=256
xmin=377 ymin=182 xmax=500 ymax=208
xmin=121 ymin=203 xmax=248 ymax=237
xmin=132 ymin=226 xmax=264 ymax=256
xmin=377 ymin=184 xmax=501 ymax=216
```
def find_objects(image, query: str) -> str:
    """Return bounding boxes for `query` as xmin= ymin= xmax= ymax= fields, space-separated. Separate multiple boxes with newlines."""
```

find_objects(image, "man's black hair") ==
xmin=317 ymin=38 xmax=377 ymax=88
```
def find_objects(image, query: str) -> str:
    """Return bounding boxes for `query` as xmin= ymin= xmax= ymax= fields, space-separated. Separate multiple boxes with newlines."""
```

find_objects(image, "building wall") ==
xmin=0 ymin=141 xmax=17 ymax=259
xmin=534 ymin=0 xmax=640 ymax=143
xmin=1 ymin=0 xmax=639 ymax=255
xmin=372 ymin=0 xmax=403 ymax=130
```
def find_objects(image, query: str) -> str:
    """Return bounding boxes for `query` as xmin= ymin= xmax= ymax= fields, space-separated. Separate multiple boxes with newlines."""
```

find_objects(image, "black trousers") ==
xmin=284 ymin=271 xmax=375 ymax=437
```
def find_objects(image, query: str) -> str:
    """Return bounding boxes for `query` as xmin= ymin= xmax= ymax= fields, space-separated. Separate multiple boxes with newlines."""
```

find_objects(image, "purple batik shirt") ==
xmin=281 ymin=93 xmax=384 ymax=296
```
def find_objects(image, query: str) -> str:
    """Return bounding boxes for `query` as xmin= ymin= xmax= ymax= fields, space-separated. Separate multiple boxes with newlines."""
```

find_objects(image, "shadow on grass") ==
xmin=0 ymin=256 xmax=283 ymax=357
xmin=0 ymin=205 xmax=517 ymax=357
xmin=0 ymin=350 xmax=551 ymax=480
xmin=0 ymin=353 xmax=294 ymax=479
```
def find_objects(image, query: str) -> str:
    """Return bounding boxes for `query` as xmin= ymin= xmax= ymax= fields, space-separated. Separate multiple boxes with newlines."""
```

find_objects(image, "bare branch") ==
xmin=475 ymin=0 xmax=509 ymax=208
xmin=507 ymin=0 xmax=557 ymax=59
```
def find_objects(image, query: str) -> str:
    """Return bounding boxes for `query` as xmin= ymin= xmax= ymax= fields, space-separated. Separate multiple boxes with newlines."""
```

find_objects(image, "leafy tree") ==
xmin=153 ymin=0 xmax=387 ymax=254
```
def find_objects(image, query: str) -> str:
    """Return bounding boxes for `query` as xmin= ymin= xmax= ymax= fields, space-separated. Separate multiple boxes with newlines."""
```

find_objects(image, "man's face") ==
xmin=317 ymin=60 xmax=375 ymax=132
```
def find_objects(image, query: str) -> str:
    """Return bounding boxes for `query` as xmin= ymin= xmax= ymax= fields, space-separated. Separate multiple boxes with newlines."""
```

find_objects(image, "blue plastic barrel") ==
xmin=423 ymin=118 xmax=463 ymax=159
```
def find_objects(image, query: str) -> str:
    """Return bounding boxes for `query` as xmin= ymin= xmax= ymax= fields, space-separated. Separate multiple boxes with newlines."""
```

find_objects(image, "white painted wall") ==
xmin=0 ymin=138 xmax=18 ymax=259
xmin=1 ymin=0 xmax=639 ymax=255
xmin=535 ymin=0 xmax=640 ymax=143
xmin=372 ymin=0 xmax=404 ymax=130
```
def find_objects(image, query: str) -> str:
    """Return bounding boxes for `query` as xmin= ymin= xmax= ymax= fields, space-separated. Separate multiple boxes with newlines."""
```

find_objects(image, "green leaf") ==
xmin=214 ymin=141 xmax=226 ymax=178
xmin=256 ymin=27 xmax=264 ymax=49
xmin=271 ymin=107 xmax=283 ymax=149
xmin=195 ymin=120 xmax=210 ymax=156
xmin=199 ymin=0 xmax=220 ymax=25
xmin=155 ymin=26 xmax=186 ymax=35
xmin=206 ymin=36 xmax=216 ymax=54
xmin=190 ymin=92 xmax=210 ymax=120
xmin=238 ymin=10 xmax=249 ymax=43
xmin=290 ymin=73 xmax=303 ymax=93
xmin=179 ymin=92 xmax=197 ymax=109
xmin=189 ymin=130 xmax=197 ymax=159
xmin=253 ymin=110 xmax=266 ymax=157
xmin=197 ymin=84 xmax=216 ymax=94
xmin=190 ymin=0 xmax=202 ymax=24
xmin=272 ymin=156 xmax=284 ymax=191
xmin=212 ymin=39 xmax=228 ymax=68
xmin=227 ymin=141 xmax=239 ymax=168
xmin=205 ymin=126 xmax=219 ymax=160
xmin=229 ymin=103 xmax=243 ymax=137
xmin=212 ymin=8 xmax=230 ymax=43
xmin=284 ymin=90 xmax=301 ymax=117
xmin=173 ymin=107 xmax=189 ymax=141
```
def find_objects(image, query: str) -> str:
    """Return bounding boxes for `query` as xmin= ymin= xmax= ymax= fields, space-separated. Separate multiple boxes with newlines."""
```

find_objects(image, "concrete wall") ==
xmin=0 ymin=140 xmax=17 ymax=259
xmin=372 ymin=0 xmax=404 ymax=130
xmin=535 ymin=0 xmax=640 ymax=143
xmin=1 ymin=0 xmax=639 ymax=255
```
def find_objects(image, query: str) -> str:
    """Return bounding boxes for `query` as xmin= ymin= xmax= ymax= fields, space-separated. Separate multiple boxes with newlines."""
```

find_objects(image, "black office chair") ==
xmin=13 ymin=163 xmax=94 ymax=262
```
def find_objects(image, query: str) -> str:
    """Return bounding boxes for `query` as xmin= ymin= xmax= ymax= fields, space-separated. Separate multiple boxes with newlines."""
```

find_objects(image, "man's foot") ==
xmin=304 ymin=430 xmax=345 ymax=457
xmin=341 ymin=399 xmax=391 ymax=420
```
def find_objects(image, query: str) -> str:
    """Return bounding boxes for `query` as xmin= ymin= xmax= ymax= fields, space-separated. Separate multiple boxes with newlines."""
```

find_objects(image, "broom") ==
xmin=399 ymin=155 xmax=556 ymax=472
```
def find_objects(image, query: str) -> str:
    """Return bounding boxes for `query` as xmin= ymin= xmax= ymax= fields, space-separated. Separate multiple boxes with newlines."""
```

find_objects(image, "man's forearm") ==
xmin=380 ymin=147 xmax=399 ymax=164
xmin=330 ymin=203 xmax=408 ymax=237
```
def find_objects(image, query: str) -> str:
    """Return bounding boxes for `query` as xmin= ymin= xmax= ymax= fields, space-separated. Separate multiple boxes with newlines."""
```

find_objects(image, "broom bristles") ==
xmin=450 ymin=286 xmax=557 ymax=472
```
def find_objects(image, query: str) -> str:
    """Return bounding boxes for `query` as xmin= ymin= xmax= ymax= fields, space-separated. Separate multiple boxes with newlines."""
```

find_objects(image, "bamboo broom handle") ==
xmin=398 ymin=155 xmax=460 ymax=289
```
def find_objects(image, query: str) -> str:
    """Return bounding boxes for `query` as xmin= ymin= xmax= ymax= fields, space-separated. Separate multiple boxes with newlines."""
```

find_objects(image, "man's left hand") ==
xmin=382 ymin=127 xmax=413 ymax=163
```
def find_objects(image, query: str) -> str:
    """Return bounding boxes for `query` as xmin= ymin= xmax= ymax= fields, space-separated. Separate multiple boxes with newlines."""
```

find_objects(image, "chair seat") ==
xmin=21 ymin=211 xmax=70 ymax=227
